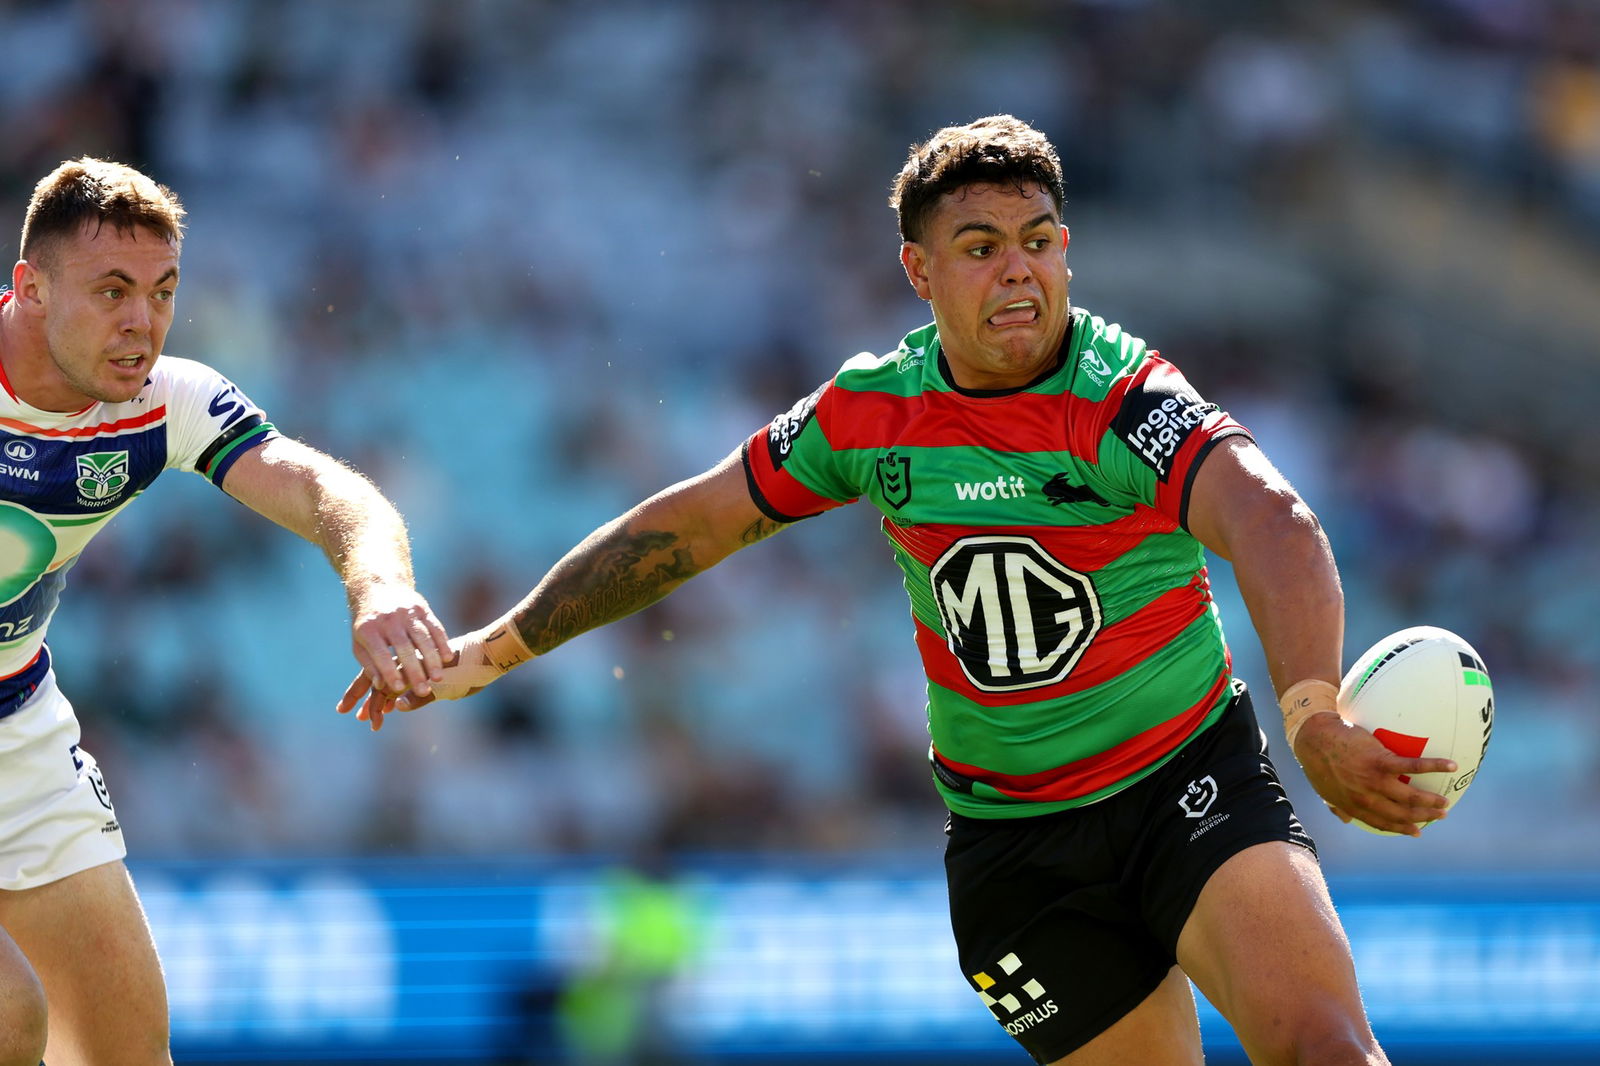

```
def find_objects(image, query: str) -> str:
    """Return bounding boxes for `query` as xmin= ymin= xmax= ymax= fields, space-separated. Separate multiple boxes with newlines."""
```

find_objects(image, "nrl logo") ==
xmin=1179 ymin=775 xmax=1218 ymax=818
xmin=75 ymin=450 xmax=131 ymax=502
xmin=876 ymin=451 xmax=912 ymax=508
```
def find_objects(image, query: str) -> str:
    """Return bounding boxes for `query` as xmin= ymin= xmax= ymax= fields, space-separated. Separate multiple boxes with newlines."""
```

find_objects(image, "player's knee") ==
xmin=1257 ymin=1019 xmax=1384 ymax=1066
xmin=0 ymin=967 xmax=47 ymax=1066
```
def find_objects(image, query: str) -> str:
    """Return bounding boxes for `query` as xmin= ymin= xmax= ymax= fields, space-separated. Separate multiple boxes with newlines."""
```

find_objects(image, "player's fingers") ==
xmin=362 ymin=689 xmax=396 ymax=732
xmin=371 ymin=613 xmax=445 ymax=696
xmin=401 ymin=620 xmax=446 ymax=687
xmin=396 ymin=689 xmax=439 ymax=712
xmin=416 ymin=612 xmax=451 ymax=680
xmin=337 ymin=673 xmax=374 ymax=715
xmin=1326 ymin=804 xmax=1353 ymax=823
xmin=1355 ymin=791 xmax=1440 ymax=835
xmin=354 ymin=636 xmax=407 ymax=695
xmin=1358 ymin=808 xmax=1423 ymax=837
xmin=1377 ymin=772 xmax=1451 ymax=811
xmin=389 ymin=643 xmax=434 ymax=698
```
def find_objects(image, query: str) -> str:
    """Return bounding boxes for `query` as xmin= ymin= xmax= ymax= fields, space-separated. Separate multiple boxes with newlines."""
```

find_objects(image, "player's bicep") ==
xmin=1185 ymin=437 xmax=1304 ymax=561
xmin=652 ymin=447 xmax=790 ymax=568
xmin=219 ymin=436 xmax=349 ymax=540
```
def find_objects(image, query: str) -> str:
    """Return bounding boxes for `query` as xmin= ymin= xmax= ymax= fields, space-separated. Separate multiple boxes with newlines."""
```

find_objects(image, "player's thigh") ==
xmin=946 ymin=808 xmax=1179 ymax=1063
xmin=1176 ymin=841 xmax=1383 ymax=1066
xmin=1044 ymin=965 xmax=1202 ymax=1066
xmin=0 ymin=859 xmax=171 ymax=1066
xmin=0 ymin=924 xmax=47 ymax=1066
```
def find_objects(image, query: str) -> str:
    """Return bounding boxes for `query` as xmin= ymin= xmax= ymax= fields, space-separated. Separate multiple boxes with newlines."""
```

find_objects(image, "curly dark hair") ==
xmin=20 ymin=157 xmax=186 ymax=270
xmin=889 ymin=115 xmax=1065 ymax=242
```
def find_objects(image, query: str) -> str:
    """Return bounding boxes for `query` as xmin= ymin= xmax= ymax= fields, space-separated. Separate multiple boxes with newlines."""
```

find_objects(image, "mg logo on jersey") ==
xmin=930 ymin=535 xmax=1101 ymax=692
xmin=876 ymin=451 xmax=912 ymax=508
xmin=75 ymin=451 xmax=130 ymax=502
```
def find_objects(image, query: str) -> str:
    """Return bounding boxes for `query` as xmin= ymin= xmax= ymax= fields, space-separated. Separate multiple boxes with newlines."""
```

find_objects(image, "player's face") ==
xmin=31 ymin=222 xmax=179 ymax=410
xmin=900 ymin=182 xmax=1071 ymax=391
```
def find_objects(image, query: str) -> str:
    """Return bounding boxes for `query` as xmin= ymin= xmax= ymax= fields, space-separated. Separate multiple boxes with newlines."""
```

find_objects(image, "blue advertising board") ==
xmin=133 ymin=860 xmax=1600 ymax=1064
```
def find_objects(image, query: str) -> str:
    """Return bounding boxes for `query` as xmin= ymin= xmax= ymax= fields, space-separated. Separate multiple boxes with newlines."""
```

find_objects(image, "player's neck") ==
xmin=0 ymin=307 xmax=76 ymax=412
xmin=0 ymin=301 xmax=22 ymax=402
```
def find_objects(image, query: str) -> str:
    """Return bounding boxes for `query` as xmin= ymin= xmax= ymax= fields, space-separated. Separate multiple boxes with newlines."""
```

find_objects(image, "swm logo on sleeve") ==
xmin=929 ymin=535 xmax=1101 ymax=692
xmin=75 ymin=451 xmax=131 ymax=504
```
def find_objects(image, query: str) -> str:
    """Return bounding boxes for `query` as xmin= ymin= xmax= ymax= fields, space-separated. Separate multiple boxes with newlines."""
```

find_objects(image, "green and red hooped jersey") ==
xmin=742 ymin=308 xmax=1254 ymax=818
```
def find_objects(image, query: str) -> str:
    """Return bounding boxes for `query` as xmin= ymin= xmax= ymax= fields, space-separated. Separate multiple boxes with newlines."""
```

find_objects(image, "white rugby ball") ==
xmin=1338 ymin=625 xmax=1493 ymax=835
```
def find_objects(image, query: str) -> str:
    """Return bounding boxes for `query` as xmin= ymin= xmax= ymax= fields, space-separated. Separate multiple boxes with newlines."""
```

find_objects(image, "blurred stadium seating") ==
xmin=2 ymin=0 xmax=1597 ymax=1062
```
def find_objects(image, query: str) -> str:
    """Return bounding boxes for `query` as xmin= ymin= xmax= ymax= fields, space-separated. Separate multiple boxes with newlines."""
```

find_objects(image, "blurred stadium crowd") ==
xmin=1 ymin=0 xmax=1596 ymax=874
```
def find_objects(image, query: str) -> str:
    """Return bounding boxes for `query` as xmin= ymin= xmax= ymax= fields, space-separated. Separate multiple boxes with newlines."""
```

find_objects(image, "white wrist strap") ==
xmin=480 ymin=619 xmax=534 ymax=672
xmin=429 ymin=620 xmax=535 ymax=700
xmin=1279 ymin=678 xmax=1339 ymax=752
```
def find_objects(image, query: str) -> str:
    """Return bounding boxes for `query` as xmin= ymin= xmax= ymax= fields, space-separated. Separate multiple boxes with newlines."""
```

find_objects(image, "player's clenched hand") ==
xmin=346 ymin=582 xmax=451 ymax=701
xmin=1292 ymin=712 xmax=1457 ymax=836
xmin=336 ymin=620 xmax=534 ymax=731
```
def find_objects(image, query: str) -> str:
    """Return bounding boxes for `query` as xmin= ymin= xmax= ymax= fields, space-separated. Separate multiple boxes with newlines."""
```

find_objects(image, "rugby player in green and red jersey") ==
xmin=342 ymin=115 xmax=1456 ymax=1066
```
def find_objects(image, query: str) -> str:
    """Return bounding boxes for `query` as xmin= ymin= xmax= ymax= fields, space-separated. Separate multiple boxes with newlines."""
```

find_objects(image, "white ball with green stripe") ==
xmin=1338 ymin=625 xmax=1494 ymax=835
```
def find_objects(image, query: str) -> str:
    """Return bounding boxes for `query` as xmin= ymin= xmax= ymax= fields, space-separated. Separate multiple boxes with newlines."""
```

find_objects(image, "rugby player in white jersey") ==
xmin=0 ymin=158 xmax=451 ymax=1066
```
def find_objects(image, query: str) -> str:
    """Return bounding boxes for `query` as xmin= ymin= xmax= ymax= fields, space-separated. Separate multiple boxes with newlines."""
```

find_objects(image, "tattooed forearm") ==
xmin=511 ymin=526 xmax=703 ymax=654
xmin=739 ymin=515 xmax=788 ymax=545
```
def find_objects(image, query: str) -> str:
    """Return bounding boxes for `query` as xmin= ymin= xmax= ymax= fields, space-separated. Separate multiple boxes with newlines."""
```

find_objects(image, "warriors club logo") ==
xmin=75 ymin=451 xmax=130 ymax=503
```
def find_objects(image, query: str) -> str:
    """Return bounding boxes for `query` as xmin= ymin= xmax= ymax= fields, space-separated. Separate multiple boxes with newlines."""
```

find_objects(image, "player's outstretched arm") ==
xmin=1186 ymin=437 xmax=1456 ymax=836
xmin=220 ymin=436 xmax=451 ymax=701
xmin=340 ymin=445 xmax=787 ymax=730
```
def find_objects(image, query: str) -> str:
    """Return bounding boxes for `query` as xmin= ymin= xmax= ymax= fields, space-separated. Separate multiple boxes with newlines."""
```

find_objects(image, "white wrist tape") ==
xmin=431 ymin=620 xmax=535 ymax=700
xmin=1279 ymin=678 xmax=1340 ymax=752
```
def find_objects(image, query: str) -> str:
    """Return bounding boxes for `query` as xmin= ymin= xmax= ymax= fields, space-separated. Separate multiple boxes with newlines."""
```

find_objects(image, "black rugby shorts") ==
xmin=943 ymin=683 xmax=1315 ymax=1063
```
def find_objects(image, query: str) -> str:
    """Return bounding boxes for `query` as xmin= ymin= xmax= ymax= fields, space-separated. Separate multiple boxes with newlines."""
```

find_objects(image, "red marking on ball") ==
xmin=1372 ymin=727 xmax=1428 ymax=784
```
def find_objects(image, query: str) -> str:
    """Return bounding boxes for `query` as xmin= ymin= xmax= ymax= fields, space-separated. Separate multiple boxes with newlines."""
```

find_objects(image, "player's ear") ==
xmin=11 ymin=259 xmax=45 ymax=312
xmin=901 ymin=241 xmax=932 ymax=301
xmin=1062 ymin=225 xmax=1070 ymax=249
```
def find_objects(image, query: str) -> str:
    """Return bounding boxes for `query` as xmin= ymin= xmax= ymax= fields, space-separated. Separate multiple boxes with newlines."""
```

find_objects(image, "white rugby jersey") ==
xmin=0 ymin=291 xmax=278 ymax=712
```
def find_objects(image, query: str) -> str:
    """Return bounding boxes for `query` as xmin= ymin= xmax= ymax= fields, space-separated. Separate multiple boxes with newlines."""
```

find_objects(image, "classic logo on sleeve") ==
xmin=1111 ymin=372 xmax=1218 ymax=481
xmin=764 ymin=383 xmax=826 ymax=470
